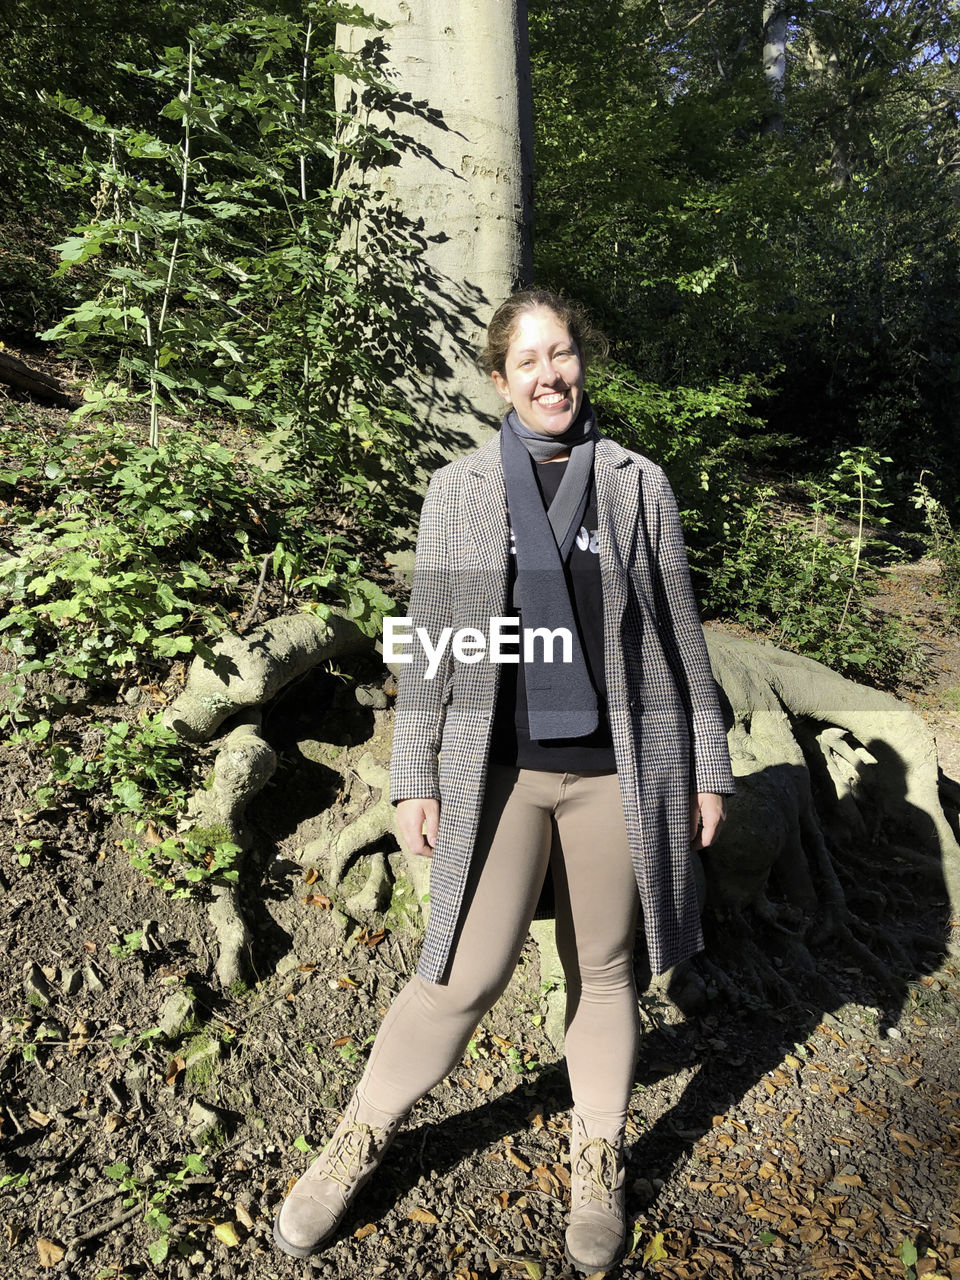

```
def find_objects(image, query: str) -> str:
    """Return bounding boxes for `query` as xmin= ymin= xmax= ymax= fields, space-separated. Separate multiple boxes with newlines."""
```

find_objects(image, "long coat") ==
xmin=390 ymin=433 xmax=734 ymax=984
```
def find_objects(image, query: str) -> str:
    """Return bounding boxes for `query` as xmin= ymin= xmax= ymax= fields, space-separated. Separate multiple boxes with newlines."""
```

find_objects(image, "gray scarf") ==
xmin=500 ymin=397 xmax=600 ymax=740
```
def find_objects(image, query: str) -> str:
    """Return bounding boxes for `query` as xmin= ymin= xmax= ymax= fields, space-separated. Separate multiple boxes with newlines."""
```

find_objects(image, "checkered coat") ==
xmin=390 ymin=433 xmax=734 ymax=984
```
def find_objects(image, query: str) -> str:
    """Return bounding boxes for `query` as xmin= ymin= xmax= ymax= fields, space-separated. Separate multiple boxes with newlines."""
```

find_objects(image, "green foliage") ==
xmin=40 ymin=6 xmax=417 ymax=494
xmin=912 ymin=473 xmax=960 ymax=625
xmin=126 ymin=827 xmax=242 ymax=898
xmin=104 ymin=1152 xmax=208 ymax=1266
xmin=530 ymin=0 xmax=960 ymax=495
xmin=708 ymin=449 xmax=914 ymax=683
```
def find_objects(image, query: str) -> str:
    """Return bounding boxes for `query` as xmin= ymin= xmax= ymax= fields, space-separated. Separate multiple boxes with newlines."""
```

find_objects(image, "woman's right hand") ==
xmin=396 ymin=798 xmax=440 ymax=858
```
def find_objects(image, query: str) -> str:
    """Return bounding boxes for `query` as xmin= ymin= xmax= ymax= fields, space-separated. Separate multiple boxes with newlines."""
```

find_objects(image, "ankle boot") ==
xmin=564 ymin=1112 xmax=627 ymax=1274
xmin=273 ymin=1090 xmax=406 ymax=1258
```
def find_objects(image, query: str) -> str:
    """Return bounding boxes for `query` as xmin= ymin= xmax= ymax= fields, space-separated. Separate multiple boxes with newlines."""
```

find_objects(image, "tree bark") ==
xmin=334 ymin=1 xmax=534 ymax=465
xmin=761 ymin=1 xmax=788 ymax=135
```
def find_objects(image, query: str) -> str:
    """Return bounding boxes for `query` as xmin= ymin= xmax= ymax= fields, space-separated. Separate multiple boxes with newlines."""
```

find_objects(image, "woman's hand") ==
xmin=690 ymin=792 xmax=725 ymax=850
xmin=396 ymin=798 xmax=440 ymax=858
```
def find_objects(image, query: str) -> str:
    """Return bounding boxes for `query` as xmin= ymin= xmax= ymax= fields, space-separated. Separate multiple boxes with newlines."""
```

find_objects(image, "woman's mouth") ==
xmin=537 ymin=392 xmax=568 ymax=408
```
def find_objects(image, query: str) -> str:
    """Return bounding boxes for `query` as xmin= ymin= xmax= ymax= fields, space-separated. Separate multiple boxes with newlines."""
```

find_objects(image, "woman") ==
xmin=274 ymin=291 xmax=733 ymax=1273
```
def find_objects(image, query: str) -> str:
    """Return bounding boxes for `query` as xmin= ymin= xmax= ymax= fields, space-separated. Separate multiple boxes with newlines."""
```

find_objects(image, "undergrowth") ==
xmin=913 ymin=472 xmax=960 ymax=626
xmin=707 ymin=448 xmax=919 ymax=686
xmin=0 ymin=408 xmax=397 ymax=893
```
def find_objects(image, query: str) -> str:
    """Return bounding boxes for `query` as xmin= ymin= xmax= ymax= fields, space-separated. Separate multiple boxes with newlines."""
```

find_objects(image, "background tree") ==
xmin=333 ymin=0 xmax=534 ymax=466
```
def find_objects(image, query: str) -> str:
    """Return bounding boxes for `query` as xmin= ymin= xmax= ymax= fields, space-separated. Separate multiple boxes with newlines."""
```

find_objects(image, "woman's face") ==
xmin=491 ymin=308 xmax=584 ymax=437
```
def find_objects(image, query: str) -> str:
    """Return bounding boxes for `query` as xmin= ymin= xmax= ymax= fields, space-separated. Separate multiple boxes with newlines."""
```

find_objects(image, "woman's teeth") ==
xmin=539 ymin=393 xmax=566 ymax=406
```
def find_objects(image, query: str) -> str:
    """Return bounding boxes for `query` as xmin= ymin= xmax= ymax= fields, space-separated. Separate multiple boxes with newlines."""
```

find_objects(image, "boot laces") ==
xmin=319 ymin=1122 xmax=379 ymax=1189
xmin=573 ymin=1137 xmax=620 ymax=1208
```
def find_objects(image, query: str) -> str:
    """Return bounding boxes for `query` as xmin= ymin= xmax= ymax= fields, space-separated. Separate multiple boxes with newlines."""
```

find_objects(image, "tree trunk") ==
xmin=761 ymin=1 xmax=788 ymax=135
xmin=334 ymin=1 xmax=534 ymax=465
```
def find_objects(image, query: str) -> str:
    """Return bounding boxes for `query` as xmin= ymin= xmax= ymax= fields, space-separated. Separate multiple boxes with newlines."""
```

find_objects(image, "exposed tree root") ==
xmin=165 ymin=610 xmax=371 ymax=742
xmin=181 ymin=714 xmax=277 ymax=988
xmin=697 ymin=630 xmax=960 ymax=1000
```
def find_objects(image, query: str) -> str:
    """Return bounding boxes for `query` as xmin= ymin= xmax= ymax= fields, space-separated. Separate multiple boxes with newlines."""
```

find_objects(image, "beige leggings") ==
xmin=358 ymin=766 xmax=641 ymax=1132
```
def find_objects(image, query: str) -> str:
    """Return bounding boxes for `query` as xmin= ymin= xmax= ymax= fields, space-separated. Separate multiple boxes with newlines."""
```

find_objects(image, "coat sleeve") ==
xmin=651 ymin=467 xmax=735 ymax=795
xmin=389 ymin=469 xmax=456 ymax=805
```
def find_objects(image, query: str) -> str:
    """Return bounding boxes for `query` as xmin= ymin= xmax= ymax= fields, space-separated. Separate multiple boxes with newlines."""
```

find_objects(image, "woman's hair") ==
xmin=479 ymin=289 xmax=608 ymax=376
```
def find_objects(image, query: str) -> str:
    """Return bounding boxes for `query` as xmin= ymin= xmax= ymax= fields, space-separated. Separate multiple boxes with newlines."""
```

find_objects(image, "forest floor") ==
xmin=1 ymin=355 xmax=959 ymax=1280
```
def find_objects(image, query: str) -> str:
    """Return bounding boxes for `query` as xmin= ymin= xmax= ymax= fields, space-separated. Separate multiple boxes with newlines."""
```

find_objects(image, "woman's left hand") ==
xmin=690 ymin=792 xmax=725 ymax=850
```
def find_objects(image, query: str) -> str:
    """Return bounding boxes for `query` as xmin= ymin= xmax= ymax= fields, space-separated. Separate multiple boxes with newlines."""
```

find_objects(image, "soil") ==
xmin=1 ymin=356 xmax=959 ymax=1280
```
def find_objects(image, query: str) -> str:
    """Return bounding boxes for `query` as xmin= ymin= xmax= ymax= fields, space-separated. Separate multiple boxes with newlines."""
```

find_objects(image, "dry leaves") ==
xmin=235 ymin=1202 xmax=255 ymax=1230
xmin=37 ymin=1239 xmax=64 ymax=1267
xmin=164 ymin=1055 xmax=186 ymax=1086
xmin=302 ymin=893 xmax=332 ymax=909
xmin=408 ymin=1207 xmax=439 ymax=1224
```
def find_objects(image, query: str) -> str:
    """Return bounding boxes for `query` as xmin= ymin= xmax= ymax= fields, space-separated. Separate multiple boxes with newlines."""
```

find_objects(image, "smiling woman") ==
xmin=490 ymin=308 xmax=585 ymax=438
xmin=275 ymin=288 xmax=733 ymax=1274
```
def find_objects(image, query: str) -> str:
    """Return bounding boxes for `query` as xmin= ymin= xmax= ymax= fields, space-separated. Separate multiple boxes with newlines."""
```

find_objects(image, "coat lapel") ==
xmin=464 ymin=436 xmax=509 ymax=614
xmin=595 ymin=438 xmax=638 ymax=626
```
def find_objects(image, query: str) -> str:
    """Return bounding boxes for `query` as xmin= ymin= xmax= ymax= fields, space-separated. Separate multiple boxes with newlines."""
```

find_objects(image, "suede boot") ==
xmin=273 ymin=1090 xmax=406 ymax=1258
xmin=564 ymin=1112 xmax=627 ymax=1275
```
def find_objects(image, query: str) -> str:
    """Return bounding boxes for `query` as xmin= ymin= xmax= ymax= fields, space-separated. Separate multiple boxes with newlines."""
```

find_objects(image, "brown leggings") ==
xmin=358 ymin=766 xmax=641 ymax=1132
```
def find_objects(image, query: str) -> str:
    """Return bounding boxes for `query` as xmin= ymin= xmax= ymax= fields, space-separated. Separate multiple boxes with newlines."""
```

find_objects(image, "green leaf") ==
xmin=521 ymin=1263 xmax=543 ymax=1280
xmin=148 ymin=1237 xmax=170 ymax=1265
xmin=643 ymin=1232 xmax=668 ymax=1264
xmin=293 ymin=1134 xmax=311 ymax=1153
xmin=898 ymin=1240 xmax=919 ymax=1268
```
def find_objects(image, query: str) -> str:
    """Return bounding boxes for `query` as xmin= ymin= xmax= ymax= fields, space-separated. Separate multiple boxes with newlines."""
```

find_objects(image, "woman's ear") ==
xmin=491 ymin=369 xmax=511 ymax=403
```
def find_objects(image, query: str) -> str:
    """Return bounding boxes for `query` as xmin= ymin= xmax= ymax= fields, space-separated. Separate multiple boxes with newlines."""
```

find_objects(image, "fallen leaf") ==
xmin=643 ymin=1232 xmax=669 ymax=1264
xmin=235 ymin=1202 xmax=255 ymax=1230
xmin=354 ymin=1223 xmax=377 ymax=1239
xmin=28 ymin=1108 xmax=51 ymax=1127
xmin=890 ymin=1129 xmax=920 ymax=1148
xmin=164 ymin=1055 xmax=186 ymax=1086
xmin=798 ymin=1225 xmax=824 ymax=1244
xmin=337 ymin=976 xmax=358 ymax=988
xmin=496 ymin=1191 xmax=510 ymax=1211
xmin=302 ymin=894 xmax=332 ymax=909
xmin=505 ymin=1147 xmax=531 ymax=1173
xmin=522 ymin=1261 xmax=543 ymax=1279
xmin=37 ymin=1239 xmax=65 ymax=1267
xmin=331 ymin=1036 xmax=354 ymax=1048
xmin=476 ymin=1069 xmax=495 ymax=1091
xmin=303 ymin=867 xmax=319 ymax=885
xmin=360 ymin=928 xmax=386 ymax=948
xmin=552 ymin=1163 xmax=570 ymax=1188
xmin=83 ymin=940 xmax=97 ymax=954
xmin=144 ymin=823 xmax=164 ymax=846
xmin=836 ymin=1174 xmax=863 ymax=1188
xmin=527 ymin=1106 xmax=544 ymax=1130
xmin=408 ymin=1207 xmax=439 ymax=1224
xmin=213 ymin=1221 xmax=241 ymax=1247
xmin=103 ymin=1112 xmax=122 ymax=1133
